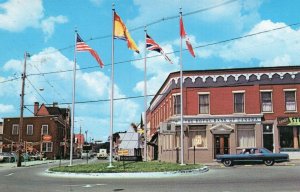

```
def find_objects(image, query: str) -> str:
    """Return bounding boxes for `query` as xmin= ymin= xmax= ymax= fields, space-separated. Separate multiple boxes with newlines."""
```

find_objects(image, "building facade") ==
xmin=2 ymin=102 xmax=70 ymax=159
xmin=0 ymin=122 xmax=3 ymax=153
xmin=147 ymin=66 xmax=300 ymax=163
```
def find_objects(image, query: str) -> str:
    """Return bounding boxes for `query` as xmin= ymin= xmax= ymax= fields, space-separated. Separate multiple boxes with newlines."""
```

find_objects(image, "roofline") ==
xmin=151 ymin=65 xmax=300 ymax=104
xmin=2 ymin=115 xmax=59 ymax=120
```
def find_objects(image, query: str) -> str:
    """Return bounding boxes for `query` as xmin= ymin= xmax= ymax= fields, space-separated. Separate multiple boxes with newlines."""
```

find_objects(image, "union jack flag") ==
xmin=146 ymin=34 xmax=172 ymax=64
xmin=76 ymin=34 xmax=104 ymax=68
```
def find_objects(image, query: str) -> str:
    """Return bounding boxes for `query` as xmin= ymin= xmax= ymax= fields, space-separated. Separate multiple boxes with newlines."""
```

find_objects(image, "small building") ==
xmin=147 ymin=66 xmax=300 ymax=163
xmin=2 ymin=102 xmax=70 ymax=159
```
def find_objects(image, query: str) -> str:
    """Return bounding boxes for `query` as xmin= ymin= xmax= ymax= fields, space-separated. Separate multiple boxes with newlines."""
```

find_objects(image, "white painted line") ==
xmin=4 ymin=173 xmax=14 ymax=177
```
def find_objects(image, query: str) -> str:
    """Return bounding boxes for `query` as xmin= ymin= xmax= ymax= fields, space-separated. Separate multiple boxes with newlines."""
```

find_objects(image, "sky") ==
xmin=0 ymin=0 xmax=300 ymax=141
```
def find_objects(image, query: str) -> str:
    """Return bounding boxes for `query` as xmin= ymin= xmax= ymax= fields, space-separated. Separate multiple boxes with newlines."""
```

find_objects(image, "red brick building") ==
xmin=147 ymin=66 xmax=300 ymax=163
xmin=2 ymin=102 xmax=70 ymax=159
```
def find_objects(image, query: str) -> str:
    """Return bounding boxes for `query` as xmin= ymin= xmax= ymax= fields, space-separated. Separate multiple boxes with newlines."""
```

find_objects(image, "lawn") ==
xmin=49 ymin=161 xmax=203 ymax=173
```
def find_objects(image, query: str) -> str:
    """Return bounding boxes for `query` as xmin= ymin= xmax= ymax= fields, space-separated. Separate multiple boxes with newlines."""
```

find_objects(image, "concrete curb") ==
xmin=44 ymin=166 xmax=209 ymax=178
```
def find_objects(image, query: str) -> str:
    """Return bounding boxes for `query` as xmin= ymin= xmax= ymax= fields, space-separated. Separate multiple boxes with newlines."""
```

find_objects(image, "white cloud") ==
xmin=0 ymin=104 xmax=14 ymax=113
xmin=0 ymin=0 xmax=43 ymax=31
xmin=41 ymin=15 xmax=68 ymax=41
xmin=200 ymin=20 xmax=300 ymax=67
xmin=0 ymin=0 xmax=67 ymax=39
xmin=1 ymin=47 xmax=140 ymax=139
xmin=132 ymin=41 xmax=179 ymax=95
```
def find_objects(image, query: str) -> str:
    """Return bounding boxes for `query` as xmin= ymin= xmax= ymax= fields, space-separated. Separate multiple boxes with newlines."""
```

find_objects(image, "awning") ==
xmin=147 ymin=132 xmax=158 ymax=146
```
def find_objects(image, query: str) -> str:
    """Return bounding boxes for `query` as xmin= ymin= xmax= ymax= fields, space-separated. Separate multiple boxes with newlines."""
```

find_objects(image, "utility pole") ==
xmin=85 ymin=130 xmax=88 ymax=144
xmin=18 ymin=52 xmax=30 ymax=167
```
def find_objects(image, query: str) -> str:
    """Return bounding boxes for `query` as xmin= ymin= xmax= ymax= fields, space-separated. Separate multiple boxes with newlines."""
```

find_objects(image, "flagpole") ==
xmin=70 ymin=29 xmax=77 ymax=166
xmin=179 ymin=9 xmax=185 ymax=166
xmin=108 ymin=4 xmax=115 ymax=168
xmin=143 ymin=27 xmax=148 ymax=161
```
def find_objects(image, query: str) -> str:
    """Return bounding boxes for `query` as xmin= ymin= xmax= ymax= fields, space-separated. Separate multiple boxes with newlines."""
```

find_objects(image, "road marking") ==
xmin=4 ymin=173 xmax=14 ymax=177
xmin=63 ymin=184 xmax=107 ymax=188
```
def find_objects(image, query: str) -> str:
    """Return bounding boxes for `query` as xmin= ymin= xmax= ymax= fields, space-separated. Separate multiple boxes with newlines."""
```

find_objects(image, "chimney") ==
xmin=53 ymin=102 xmax=58 ymax=107
xmin=34 ymin=102 xmax=39 ymax=116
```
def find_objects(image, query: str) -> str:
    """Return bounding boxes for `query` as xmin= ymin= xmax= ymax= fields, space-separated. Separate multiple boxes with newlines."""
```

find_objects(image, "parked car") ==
xmin=0 ymin=152 xmax=16 ymax=163
xmin=81 ymin=150 xmax=93 ymax=159
xmin=97 ymin=149 xmax=108 ymax=160
xmin=216 ymin=147 xmax=289 ymax=167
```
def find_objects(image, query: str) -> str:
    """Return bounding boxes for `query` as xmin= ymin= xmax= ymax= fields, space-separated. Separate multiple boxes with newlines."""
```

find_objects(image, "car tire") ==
xmin=264 ymin=159 xmax=274 ymax=166
xmin=223 ymin=159 xmax=233 ymax=167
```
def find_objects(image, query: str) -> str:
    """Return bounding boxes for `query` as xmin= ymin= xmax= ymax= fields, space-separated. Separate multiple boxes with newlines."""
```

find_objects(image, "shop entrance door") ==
xmin=263 ymin=124 xmax=274 ymax=152
xmin=214 ymin=134 xmax=230 ymax=158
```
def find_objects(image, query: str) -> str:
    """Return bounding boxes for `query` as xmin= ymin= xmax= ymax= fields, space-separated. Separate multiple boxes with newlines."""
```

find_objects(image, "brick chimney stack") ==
xmin=34 ymin=102 xmax=39 ymax=115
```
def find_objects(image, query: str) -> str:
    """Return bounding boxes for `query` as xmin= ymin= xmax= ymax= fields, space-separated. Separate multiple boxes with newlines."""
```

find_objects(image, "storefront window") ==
xmin=189 ymin=126 xmax=207 ymax=148
xmin=279 ymin=127 xmax=294 ymax=148
xmin=237 ymin=124 xmax=255 ymax=147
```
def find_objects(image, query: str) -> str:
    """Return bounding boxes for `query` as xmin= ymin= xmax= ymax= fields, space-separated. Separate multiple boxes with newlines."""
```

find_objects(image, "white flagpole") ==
xmin=179 ymin=9 xmax=185 ymax=165
xmin=143 ymin=27 xmax=148 ymax=161
xmin=70 ymin=29 xmax=77 ymax=166
xmin=108 ymin=4 xmax=115 ymax=168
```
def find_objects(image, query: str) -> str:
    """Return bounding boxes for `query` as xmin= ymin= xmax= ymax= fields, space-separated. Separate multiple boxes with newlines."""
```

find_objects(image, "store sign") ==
xmin=172 ymin=117 xmax=261 ymax=124
xmin=278 ymin=117 xmax=300 ymax=126
xmin=42 ymin=135 xmax=52 ymax=141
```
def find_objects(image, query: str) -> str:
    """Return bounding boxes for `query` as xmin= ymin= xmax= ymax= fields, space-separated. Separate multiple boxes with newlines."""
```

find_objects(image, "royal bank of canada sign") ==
xmin=171 ymin=116 xmax=262 ymax=124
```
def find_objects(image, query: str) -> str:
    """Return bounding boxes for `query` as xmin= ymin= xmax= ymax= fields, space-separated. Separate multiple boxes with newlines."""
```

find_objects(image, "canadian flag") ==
xmin=180 ymin=16 xmax=195 ymax=57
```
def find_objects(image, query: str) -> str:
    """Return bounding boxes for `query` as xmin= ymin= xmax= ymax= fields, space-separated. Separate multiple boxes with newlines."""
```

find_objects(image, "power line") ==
xmin=25 ymin=21 xmax=300 ymax=77
xmin=19 ymin=0 xmax=239 ymax=57
xmin=26 ymin=76 xmax=48 ymax=103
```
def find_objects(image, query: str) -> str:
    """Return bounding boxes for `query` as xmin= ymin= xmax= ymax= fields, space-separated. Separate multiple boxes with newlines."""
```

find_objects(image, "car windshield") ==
xmin=260 ymin=148 xmax=272 ymax=153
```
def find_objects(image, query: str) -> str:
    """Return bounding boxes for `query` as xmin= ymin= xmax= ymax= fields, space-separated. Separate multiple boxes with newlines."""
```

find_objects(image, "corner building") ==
xmin=147 ymin=66 xmax=300 ymax=163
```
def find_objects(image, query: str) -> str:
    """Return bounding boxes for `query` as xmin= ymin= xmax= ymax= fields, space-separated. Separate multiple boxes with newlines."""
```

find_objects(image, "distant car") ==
xmin=97 ymin=149 xmax=108 ymax=160
xmin=81 ymin=150 xmax=93 ymax=159
xmin=216 ymin=148 xmax=289 ymax=167
xmin=0 ymin=152 xmax=16 ymax=163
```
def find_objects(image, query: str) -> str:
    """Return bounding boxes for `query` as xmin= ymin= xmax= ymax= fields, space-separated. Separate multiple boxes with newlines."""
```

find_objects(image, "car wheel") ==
xmin=223 ymin=159 xmax=233 ymax=167
xmin=264 ymin=159 xmax=274 ymax=166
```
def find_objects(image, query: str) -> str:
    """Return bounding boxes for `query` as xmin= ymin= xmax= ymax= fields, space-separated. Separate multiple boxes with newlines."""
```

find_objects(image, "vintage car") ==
xmin=216 ymin=148 xmax=289 ymax=167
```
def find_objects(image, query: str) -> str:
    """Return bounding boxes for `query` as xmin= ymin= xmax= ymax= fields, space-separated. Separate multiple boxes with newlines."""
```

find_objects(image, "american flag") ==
xmin=76 ymin=34 xmax=104 ymax=68
xmin=146 ymin=34 xmax=172 ymax=64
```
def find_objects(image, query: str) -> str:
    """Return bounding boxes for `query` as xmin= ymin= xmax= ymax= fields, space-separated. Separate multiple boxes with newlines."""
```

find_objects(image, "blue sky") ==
xmin=0 ymin=0 xmax=300 ymax=141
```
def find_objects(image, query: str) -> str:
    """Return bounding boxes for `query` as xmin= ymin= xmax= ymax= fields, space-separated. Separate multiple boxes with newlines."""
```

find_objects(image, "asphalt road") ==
xmin=0 ymin=160 xmax=300 ymax=192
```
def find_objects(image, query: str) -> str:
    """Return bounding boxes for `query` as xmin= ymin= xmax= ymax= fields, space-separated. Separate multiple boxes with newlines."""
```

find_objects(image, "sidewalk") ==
xmin=0 ymin=159 xmax=67 ymax=169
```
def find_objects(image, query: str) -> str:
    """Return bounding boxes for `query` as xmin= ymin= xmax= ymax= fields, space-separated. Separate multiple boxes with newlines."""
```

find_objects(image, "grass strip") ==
xmin=49 ymin=161 xmax=203 ymax=173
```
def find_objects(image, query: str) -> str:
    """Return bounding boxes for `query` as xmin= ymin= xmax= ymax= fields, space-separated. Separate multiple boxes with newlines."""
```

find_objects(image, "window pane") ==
xmin=173 ymin=95 xmax=181 ymax=115
xmin=237 ymin=125 xmax=255 ymax=147
xmin=285 ymin=91 xmax=296 ymax=111
xmin=234 ymin=93 xmax=244 ymax=113
xmin=261 ymin=92 xmax=272 ymax=112
xmin=199 ymin=95 xmax=209 ymax=114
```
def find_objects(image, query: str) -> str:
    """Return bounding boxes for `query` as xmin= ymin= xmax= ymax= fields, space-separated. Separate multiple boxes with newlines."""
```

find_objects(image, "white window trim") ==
xmin=41 ymin=125 xmax=49 ymax=135
xmin=12 ymin=124 xmax=19 ymax=135
xmin=198 ymin=93 xmax=210 ymax=115
xmin=283 ymin=88 xmax=297 ymax=92
xmin=233 ymin=92 xmax=245 ymax=114
xmin=232 ymin=90 xmax=245 ymax=93
xmin=260 ymin=91 xmax=273 ymax=113
xmin=260 ymin=90 xmax=273 ymax=92
xmin=41 ymin=142 xmax=53 ymax=152
xmin=284 ymin=90 xmax=297 ymax=112
xmin=26 ymin=124 xmax=33 ymax=135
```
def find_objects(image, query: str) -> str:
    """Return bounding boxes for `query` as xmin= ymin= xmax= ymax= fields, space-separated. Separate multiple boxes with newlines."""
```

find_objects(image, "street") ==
xmin=0 ymin=160 xmax=300 ymax=192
